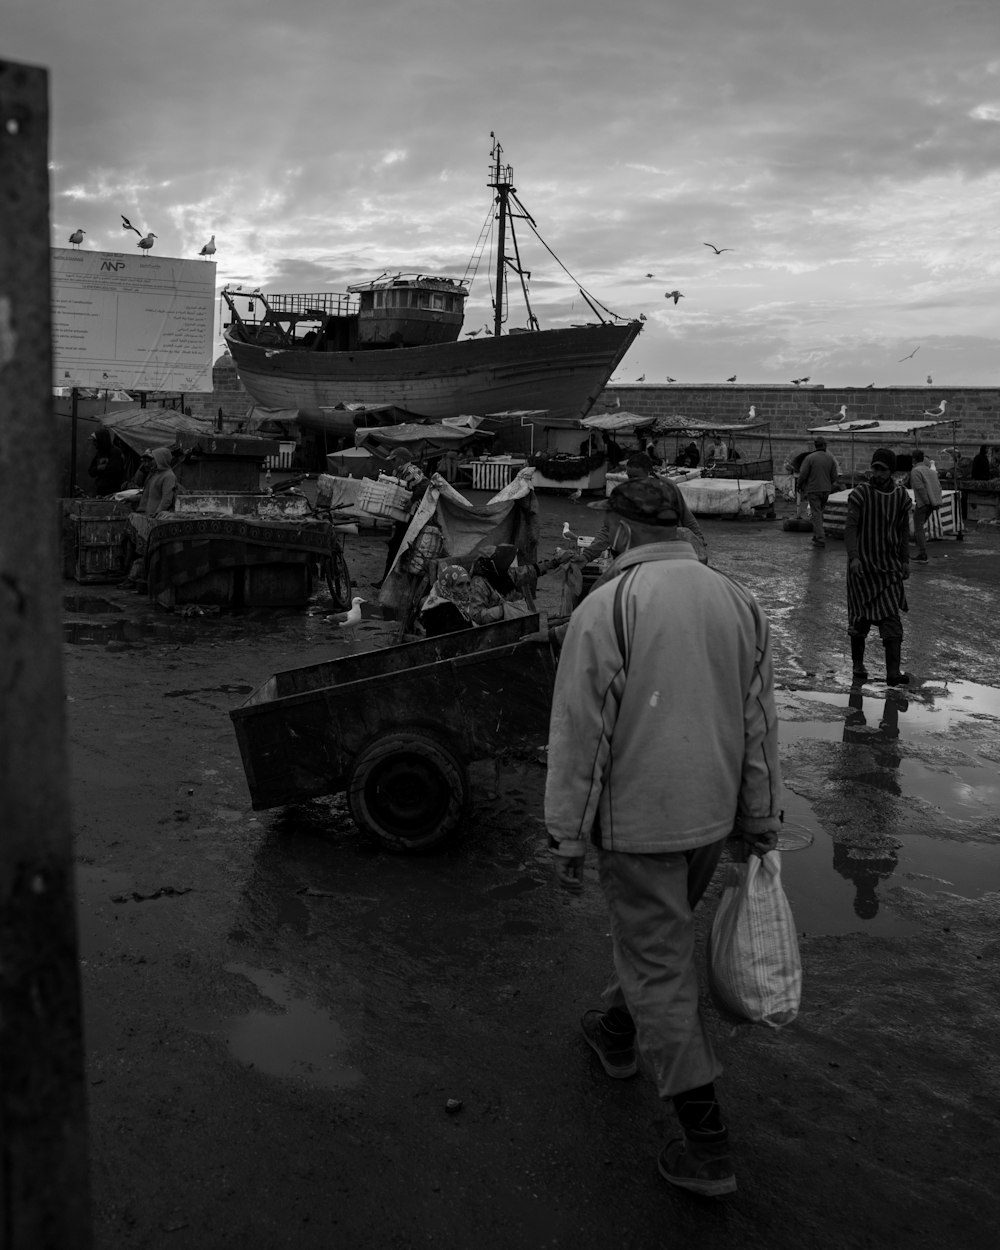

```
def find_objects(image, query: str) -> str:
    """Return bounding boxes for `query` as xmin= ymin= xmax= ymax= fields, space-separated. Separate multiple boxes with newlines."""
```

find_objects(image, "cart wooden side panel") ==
xmin=230 ymin=622 xmax=555 ymax=811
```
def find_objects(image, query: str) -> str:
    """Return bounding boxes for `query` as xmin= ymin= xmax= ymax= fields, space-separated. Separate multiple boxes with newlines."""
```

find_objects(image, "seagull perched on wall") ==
xmin=199 ymin=234 xmax=216 ymax=259
xmin=748 ymin=405 xmax=756 ymax=419
xmin=926 ymin=375 xmax=933 ymax=384
xmin=327 ymin=596 xmax=365 ymax=639
xmin=703 ymin=243 xmax=733 ymax=255
xmin=836 ymin=405 xmax=849 ymax=422
xmin=665 ymin=290 xmax=684 ymax=304
xmin=726 ymin=375 xmax=737 ymax=383
xmin=665 ymin=376 xmax=676 ymax=382
xmin=923 ymin=400 xmax=948 ymax=417
xmin=68 ymin=228 xmax=86 ymax=248
xmin=137 ymin=233 xmax=157 ymax=252
xmin=636 ymin=374 xmax=646 ymax=381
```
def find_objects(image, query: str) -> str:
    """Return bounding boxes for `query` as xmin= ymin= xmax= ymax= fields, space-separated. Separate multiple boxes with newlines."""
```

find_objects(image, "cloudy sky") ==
xmin=11 ymin=0 xmax=1000 ymax=386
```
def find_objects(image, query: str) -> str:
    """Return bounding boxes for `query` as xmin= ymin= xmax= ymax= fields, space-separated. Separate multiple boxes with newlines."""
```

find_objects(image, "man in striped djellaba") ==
xmin=844 ymin=447 xmax=913 ymax=686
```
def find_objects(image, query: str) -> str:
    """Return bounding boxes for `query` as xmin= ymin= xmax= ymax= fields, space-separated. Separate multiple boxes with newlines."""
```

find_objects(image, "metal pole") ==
xmin=69 ymin=385 xmax=79 ymax=495
xmin=0 ymin=57 xmax=92 ymax=1248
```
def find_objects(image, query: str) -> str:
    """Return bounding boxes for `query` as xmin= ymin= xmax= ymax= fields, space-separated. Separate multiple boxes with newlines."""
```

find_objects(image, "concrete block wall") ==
xmin=599 ymin=383 xmax=1000 ymax=466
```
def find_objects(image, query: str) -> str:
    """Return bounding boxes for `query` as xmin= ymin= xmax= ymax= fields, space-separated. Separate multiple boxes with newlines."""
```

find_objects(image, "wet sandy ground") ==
xmin=64 ymin=486 xmax=1000 ymax=1248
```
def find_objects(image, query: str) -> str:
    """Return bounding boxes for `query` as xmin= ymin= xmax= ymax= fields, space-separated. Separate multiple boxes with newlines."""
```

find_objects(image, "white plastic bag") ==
xmin=708 ymin=850 xmax=801 ymax=1027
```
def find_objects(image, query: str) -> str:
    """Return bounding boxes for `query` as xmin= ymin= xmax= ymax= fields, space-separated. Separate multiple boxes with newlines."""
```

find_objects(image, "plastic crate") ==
xmin=356 ymin=477 xmax=412 ymax=519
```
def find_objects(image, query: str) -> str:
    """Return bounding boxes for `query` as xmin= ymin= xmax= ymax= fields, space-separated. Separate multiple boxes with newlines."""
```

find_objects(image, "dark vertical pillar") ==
xmin=0 ymin=59 xmax=93 ymax=1248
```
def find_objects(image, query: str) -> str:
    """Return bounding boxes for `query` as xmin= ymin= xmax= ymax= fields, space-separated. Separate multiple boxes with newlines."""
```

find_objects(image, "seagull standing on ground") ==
xmin=137 ymin=233 xmax=157 ymax=252
xmin=568 ymin=489 xmax=583 ymax=503
xmin=703 ymin=243 xmax=733 ymax=255
xmin=923 ymin=400 xmax=948 ymax=417
xmin=199 ymin=234 xmax=216 ymax=259
xmin=836 ymin=405 xmax=848 ymax=422
xmin=327 ymin=596 xmax=365 ymax=639
xmin=562 ymin=521 xmax=579 ymax=544
xmin=68 ymin=228 xmax=85 ymax=247
xmin=748 ymin=406 xmax=756 ymax=419
xmin=665 ymin=291 xmax=684 ymax=304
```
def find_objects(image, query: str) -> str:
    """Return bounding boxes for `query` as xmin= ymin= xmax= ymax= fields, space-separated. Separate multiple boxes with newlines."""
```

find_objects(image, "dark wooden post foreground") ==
xmin=0 ymin=59 xmax=92 ymax=1248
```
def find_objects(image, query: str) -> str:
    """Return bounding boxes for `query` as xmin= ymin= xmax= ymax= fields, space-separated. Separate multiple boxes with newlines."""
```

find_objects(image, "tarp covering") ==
xmin=808 ymin=418 xmax=954 ymax=436
xmin=357 ymin=422 xmax=494 ymax=460
xmin=580 ymin=411 xmax=656 ymax=433
xmin=652 ymin=419 xmax=770 ymax=436
xmin=98 ymin=405 xmax=215 ymax=455
xmin=295 ymin=404 xmax=421 ymax=437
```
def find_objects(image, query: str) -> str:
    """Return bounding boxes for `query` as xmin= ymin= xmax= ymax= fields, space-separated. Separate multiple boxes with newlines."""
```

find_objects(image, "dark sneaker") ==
xmin=658 ymin=1137 xmax=737 ymax=1197
xmin=580 ymin=1009 xmax=637 ymax=1079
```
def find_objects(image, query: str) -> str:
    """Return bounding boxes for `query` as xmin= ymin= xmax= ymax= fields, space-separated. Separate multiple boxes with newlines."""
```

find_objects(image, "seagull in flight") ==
xmin=665 ymin=291 xmax=684 ymax=304
xmin=898 ymin=347 xmax=920 ymax=362
xmin=644 ymin=272 xmax=656 ymax=278
xmin=327 ymin=596 xmax=365 ymax=639
xmin=791 ymin=376 xmax=810 ymax=385
xmin=68 ymin=228 xmax=85 ymax=248
xmin=726 ymin=375 xmax=737 ymax=383
xmin=121 ymin=215 xmax=142 ymax=236
xmin=199 ymin=234 xmax=216 ymax=259
xmin=922 ymin=400 xmax=948 ymax=417
xmin=703 ymin=243 xmax=733 ymax=255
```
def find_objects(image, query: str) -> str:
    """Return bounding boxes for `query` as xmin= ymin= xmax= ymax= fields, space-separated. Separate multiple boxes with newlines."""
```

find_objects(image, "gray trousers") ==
xmin=597 ymin=840 xmax=725 ymax=1098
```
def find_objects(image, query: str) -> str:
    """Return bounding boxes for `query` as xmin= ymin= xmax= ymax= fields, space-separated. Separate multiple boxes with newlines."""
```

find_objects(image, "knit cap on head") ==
xmin=607 ymin=478 xmax=682 ymax=526
xmin=871 ymin=448 xmax=895 ymax=471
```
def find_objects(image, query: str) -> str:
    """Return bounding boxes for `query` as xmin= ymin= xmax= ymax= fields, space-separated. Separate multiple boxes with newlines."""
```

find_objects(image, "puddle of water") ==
xmin=64 ymin=595 xmax=124 ymax=614
xmin=776 ymin=683 xmax=1000 ymax=936
xmin=188 ymin=964 xmax=363 ymax=1090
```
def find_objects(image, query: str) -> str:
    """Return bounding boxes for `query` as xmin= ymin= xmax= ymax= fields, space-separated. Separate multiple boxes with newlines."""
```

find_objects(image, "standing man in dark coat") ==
xmin=796 ymin=437 xmax=840 ymax=548
xmin=844 ymin=447 xmax=912 ymax=686
xmin=87 ymin=428 xmax=126 ymax=496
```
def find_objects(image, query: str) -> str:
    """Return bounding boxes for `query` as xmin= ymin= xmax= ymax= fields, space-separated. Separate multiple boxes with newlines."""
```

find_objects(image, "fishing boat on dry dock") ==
xmin=221 ymin=139 xmax=642 ymax=421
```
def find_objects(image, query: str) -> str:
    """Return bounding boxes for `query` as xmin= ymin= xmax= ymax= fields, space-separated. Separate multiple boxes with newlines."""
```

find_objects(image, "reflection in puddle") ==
xmin=777 ymin=683 xmax=1000 ymax=937
xmin=188 ymin=964 xmax=363 ymax=1090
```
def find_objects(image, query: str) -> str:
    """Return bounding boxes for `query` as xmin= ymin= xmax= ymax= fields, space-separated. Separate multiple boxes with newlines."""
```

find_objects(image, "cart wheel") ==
xmin=347 ymin=732 xmax=469 ymax=853
xmin=325 ymin=547 xmax=352 ymax=610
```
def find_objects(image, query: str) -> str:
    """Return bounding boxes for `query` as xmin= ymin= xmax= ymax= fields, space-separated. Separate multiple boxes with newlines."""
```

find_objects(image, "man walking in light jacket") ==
xmin=545 ymin=478 xmax=783 ymax=1197
xmin=909 ymin=449 xmax=943 ymax=562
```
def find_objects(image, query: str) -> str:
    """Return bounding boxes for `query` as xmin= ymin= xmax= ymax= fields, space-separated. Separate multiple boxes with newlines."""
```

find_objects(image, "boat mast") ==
xmin=489 ymin=136 xmax=512 ymax=338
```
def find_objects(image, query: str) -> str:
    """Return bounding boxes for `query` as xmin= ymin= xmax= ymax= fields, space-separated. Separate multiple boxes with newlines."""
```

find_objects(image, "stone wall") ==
xmin=598 ymin=383 xmax=999 ymax=464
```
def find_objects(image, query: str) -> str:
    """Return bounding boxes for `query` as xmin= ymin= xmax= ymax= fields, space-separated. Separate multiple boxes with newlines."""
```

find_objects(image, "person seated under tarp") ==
xmin=675 ymin=441 xmax=700 ymax=467
xmin=418 ymin=545 xmax=580 ymax=636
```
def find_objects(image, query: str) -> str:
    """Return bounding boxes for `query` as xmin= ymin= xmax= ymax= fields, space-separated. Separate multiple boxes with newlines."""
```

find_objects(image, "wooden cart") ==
xmin=230 ymin=614 xmax=556 ymax=852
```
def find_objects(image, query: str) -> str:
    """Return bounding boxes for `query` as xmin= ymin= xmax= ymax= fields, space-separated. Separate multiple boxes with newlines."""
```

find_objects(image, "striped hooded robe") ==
xmin=844 ymin=480 xmax=911 ymax=626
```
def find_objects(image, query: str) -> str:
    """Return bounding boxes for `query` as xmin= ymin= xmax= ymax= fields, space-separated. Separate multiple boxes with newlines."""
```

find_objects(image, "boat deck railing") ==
xmin=265 ymin=292 xmax=360 ymax=319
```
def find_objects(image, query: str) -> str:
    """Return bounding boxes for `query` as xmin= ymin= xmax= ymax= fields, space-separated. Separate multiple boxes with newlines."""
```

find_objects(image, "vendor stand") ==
xmin=647 ymin=420 xmax=776 ymax=517
xmin=808 ymin=416 xmax=964 ymax=541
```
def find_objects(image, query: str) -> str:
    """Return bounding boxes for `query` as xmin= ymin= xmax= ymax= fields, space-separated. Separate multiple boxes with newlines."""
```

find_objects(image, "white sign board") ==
xmin=52 ymin=248 xmax=216 ymax=391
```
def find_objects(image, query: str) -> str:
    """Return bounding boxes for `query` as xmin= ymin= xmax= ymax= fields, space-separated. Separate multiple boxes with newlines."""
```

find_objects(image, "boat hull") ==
xmin=224 ymin=322 xmax=641 ymax=421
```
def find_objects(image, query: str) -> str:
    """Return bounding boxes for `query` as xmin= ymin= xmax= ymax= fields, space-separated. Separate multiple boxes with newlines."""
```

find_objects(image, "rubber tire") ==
xmin=325 ymin=546 xmax=352 ymax=610
xmin=347 ymin=732 xmax=469 ymax=853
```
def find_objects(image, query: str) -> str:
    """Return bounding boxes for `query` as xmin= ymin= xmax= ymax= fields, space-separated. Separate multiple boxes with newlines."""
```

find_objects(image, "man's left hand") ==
xmin=552 ymin=852 xmax=586 ymax=893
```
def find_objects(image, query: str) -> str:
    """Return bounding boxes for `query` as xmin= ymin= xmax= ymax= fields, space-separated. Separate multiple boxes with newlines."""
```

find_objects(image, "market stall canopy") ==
xmin=580 ymin=411 xmax=655 ymax=434
xmin=356 ymin=421 xmax=494 ymax=461
xmin=809 ymin=419 xmax=954 ymax=436
xmin=97 ymin=405 xmax=214 ymax=456
xmin=652 ymin=419 xmax=770 ymax=436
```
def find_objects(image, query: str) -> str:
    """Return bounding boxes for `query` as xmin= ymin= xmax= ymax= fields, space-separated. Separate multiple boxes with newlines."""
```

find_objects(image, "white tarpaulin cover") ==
xmin=580 ymin=411 xmax=656 ymax=433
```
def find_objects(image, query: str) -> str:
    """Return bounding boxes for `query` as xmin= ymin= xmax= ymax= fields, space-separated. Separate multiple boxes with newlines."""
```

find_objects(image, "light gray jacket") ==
xmin=545 ymin=542 xmax=783 ymax=856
